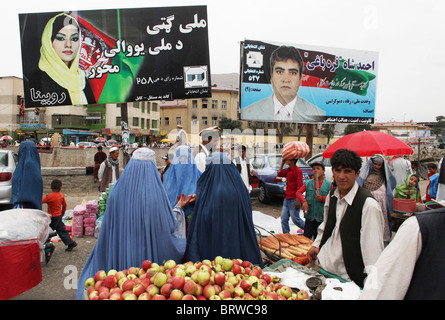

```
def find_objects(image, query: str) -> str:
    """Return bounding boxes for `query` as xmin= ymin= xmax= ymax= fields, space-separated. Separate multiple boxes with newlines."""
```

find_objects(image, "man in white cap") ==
xmin=98 ymin=147 xmax=120 ymax=192
xmin=194 ymin=126 xmax=220 ymax=172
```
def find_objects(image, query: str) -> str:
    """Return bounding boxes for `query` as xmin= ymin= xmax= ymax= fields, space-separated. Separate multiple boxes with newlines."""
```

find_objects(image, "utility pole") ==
xmin=120 ymin=103 xmax=130 ymax=167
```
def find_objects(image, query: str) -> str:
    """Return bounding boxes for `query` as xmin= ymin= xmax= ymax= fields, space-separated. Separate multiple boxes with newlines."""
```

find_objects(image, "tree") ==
xmin=432 ymin=115 xmax=445 ymax=142
xmin=344 ymin=124 xmax=372 ymax=135
xmin=218 ymin=117 xmax=242 ymax=131
xmin=320 ymin=123 xmax=336 ymax=144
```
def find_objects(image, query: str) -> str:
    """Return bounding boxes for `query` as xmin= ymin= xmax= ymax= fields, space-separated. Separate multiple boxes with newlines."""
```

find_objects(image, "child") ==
xmin=42 ymin=179 xmax=77 ymax=252
xmin=277 ymin=157 xmax=305 ymax=234
xmin=394 ymin=173 xmax=422 ymax=202
xmin=296 ymin=161 xmax=332 ymax=240
xmin=425 ymin=163 xmax=439 ymax=202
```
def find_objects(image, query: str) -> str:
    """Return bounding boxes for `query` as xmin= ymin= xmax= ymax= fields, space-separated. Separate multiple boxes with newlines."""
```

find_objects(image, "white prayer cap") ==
xmin=110 ymin=147 xmax=119 ymax=152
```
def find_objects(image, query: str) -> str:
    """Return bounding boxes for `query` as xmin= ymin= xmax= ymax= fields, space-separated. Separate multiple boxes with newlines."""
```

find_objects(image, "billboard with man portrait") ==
xmin=240 ymin=39 xmax=378 ymax=124
xmin=19 ymin=6 xmax=211 ymax=108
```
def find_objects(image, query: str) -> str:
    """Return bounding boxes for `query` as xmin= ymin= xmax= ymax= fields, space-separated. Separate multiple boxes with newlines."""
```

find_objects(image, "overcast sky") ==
xmin=2 ymin=0 xmax=444 ymax=123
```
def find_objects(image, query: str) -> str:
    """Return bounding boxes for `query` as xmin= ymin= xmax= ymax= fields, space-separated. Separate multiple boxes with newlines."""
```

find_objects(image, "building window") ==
xmin=176 ymin=117 xmax=182 ymax=125
xmin=146 ymin=119 xmax=150 ymax=129
xmin=221 ymin=100 xmax=227 ymax=109
xmin=133 ymin=117 xmax=139 ymax=127
xmin=212 ymin=100 xmax=218 ymax=109
xmin=212 ymin=117 xmax=218 ymax=125
xmin=116 ymin=117 xmax=121 ymax=126
xmin=192 ymin=100 xmax=198 ymax=109
xmin=133 ymin=102 xmax=139 ymax=108
xmin=141 ymin=118 xmax=145 ymax=129
xmin=202 ymin=99 xmax=208 ymax=108
xmin=141 ymin=102 xmax=145 ymax=113
xmin=165 ymin=117 xmax=170 ymax=126
xmin=147 ymin=102 xmax=151 ymax=113
xmin=152 ymin=119 xmax=157 ymax=128
xmin=192 ymin=116 xmax=198 ymax=125
xmin=202 ymin=116 xmax=208 ymax=125
xmin=152 ymin=103 xmax=158 ymax=112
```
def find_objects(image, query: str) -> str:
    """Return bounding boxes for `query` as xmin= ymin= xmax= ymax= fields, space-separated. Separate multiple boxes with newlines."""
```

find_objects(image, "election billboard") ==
xmin=19 ymin=6 xmax=211 ymax=108
xmin=240 ymin=39 xmax=378 ymax=124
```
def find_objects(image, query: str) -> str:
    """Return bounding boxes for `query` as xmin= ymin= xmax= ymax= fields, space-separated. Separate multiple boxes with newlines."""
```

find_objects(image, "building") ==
xmin=0 ymin=77 xmax=161 ymax=145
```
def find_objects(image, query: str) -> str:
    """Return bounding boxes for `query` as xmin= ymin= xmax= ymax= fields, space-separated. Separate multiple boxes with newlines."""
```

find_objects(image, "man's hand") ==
xmin=307 ymin=246 xmax=319 ymax=262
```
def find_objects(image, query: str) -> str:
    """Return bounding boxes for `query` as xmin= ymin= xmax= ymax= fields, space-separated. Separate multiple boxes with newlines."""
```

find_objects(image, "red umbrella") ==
xmin=323 ymin=130 xmax=413 ymax=158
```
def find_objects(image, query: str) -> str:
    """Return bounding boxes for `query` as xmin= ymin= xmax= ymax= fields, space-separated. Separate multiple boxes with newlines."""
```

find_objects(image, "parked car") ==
xmin=306 ymin=153 xmax=333 ymax=182
xmin=0 ymin=150 xmax=18 ymax=205
xmin=250 ymin=153 xmax=313 ymax=204
xmin=76 ymin=141 xmax=97 ymax=148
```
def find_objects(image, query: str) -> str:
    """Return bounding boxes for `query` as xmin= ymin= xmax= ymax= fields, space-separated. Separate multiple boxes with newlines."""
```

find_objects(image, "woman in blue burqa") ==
xmin=185 ymin=152 xmax=263 ymax=267
xmin=10 ymin=140 xmax=43 ymax=209
xmin=163 ymin=145 xmax=201 ymax=223
xmin=76 ymin=148 xmax=194 ymax=299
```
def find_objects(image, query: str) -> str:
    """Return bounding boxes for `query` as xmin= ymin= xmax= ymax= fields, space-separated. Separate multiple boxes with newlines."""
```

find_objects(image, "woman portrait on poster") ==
xmin=27 ymin=12 xmax=96 ymax=107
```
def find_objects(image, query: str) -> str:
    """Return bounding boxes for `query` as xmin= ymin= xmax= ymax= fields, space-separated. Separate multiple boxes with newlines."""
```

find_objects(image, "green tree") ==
xmin=218 ymin=117 xmax=242 ymax=131
xmin=432 ymin=115 xmax=445 ymax=142
xmin=320 ymin=123 xmax=336 ymax=144
xmin=344 ymin=124 xmax=372 ymax=135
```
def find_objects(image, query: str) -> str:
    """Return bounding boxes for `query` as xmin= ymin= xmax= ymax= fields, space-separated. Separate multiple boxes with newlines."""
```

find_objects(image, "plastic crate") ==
xmin=393 ymin=198 xmax=416 ymax=213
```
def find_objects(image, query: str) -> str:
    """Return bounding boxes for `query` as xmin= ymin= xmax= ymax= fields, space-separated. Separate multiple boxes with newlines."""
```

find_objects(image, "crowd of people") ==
xmin=7 ymin=133 xmax=445 ymax=300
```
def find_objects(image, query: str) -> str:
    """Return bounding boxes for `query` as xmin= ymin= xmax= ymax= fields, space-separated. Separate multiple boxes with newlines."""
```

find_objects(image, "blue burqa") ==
xmin=163 ymin=145 xmax=201 ymax=217
xmin=185 ymin=152 xmax=263 ymax=267
xmin=76 ymin=148 xmax=186 ymax=299
xmin=10 ymin=140 xmax=43 ymax=210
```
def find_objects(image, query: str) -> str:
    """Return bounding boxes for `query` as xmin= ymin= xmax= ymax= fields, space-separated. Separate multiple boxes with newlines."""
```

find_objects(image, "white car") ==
xmin=76 ymin=141 xmax=97 ymax=148
xmin=0 ymin=150 xmax=18 ymax=205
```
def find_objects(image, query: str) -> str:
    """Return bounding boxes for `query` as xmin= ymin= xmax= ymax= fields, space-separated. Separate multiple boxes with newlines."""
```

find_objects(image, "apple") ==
xmin=141 ymin=260 xmax=152 ymax=270
xmin=118 ymin=278 xmax=127 ymax=290
xmin=222 ymin=281 xmax=235 ymax=294
xmin=226 ymin=275 xmax=238 ymax=286
xmin=127 ymin=267 xmax=139 ymax=275
xmin=248 ymin=276 xmax=259 ymax=284
xmin=94 ymin=280 xmax=104 ymax=291
xmin=185 ymin=265 xmax=197 ymax=276
xmin=182 ymin=294 xmax=196 ymax=300
xmin=171 ymin=276 xmax=186 ymax=290
xmin=202 ymin=259 xmax=212 ymax=266
xmin=104 ymin=275 xmax=117 ymax=288
xmin=138 ymin=292 xmax=151 ymax=300
xmin=122 ymin=290 xmax=133 ymax=299
xmin=151 ymin=263 xmax=160 ymax=271
xmin=94 ymin=270 xmax=107 ymax=282
xmin=250 ymin=266 xmax=263 ymax=278
xmin=84 ymin=277 xmax=95 ymax=289
xmin=109 ymin=291 xmax=123 ymax=300
xmin=280 ymin=286 xmax=293 ymax=299
xmin=124 ymin=293 xmax=137 ymax=300
xmin=152 ymin=294 xmax=166 ymax=300
xmin=194 ymin=284 xmax=204 ymax=297
xmin=88 ymin=290 xmax=99 ymax=300
xmin=107 ymin=269 xmax=117 ymax=277
xmin=196 ymin=295 xmax=206 ymax=300
xmin=240 ymin=279 xmax=252 ymax=292
xmin=115 ymin=271 xmax=127 ymax=282
xmin=164 ymin=259 xmax=177 ymax=269
xmin=250 ymin=281 xmax=263 ymax=298
xmin=233 ymin=286 xmax=244 ymax=297
xmin=99 ymin=290 xmax=110 ymax=300
xmin=110 ymin=287 xmax=122 ymax=295
xmin=87 ymin=286 xmax=96 ymax=297
xmin=241 ymin=260 xmax=253 ymax=269
xmin=172 ymin=267 xmax=186 ymax=278
xmin=232 ymin=259 xmax=241 ymax=266
xmin=160 ymin=283 xmax=173 ymax=298
xmin=152 ymin=272 xmax=168 ymax=287
xmin=146 ymin=284 xmax=159 ymax=296
xmin=121 ymin=279 xmax=135 ymax=292
xmin=222 ymin=259 xmax=233 ymax=271
xmin=214 ymin=272 xmax=226 ymax=286
xmin=209 ymin=295 xmax=221 ymax=300
xmin=296 ymin=290 xmax=309 ymax=300
xmin=133 ymin=284 xmax=146 ymax=297
xmin=213 ymin=284 xmax=222 ymax=295
xmin=197 ymin=269 xmax=211 ymax=286
xmin=203 ymin=284 xmax=216 ymax=299
xmin=214 ymin=256 xmax=224 ymax=266
xmin=199 ymin=264 xmax=212 ymax=273
xmin=140 ymin=277 xmax=151 ymax=289
xmin=261 ymin=273 xmax=272 ymax=284
xmin=244 ymin=293 xmax=255 ymax=300
xmin=218 ymin=289 xmax=231 ymax=299
xmin=183 ymin=280 xmax=197 ymax=295
xmin=126 ymin=274 xmax=137 ymax=280
xmin=169 ymin=289 xmax=184 ymax=300
xmin=190 ymin=270 xmax=199 ymax=283
xmin=232 ymin=264 xmax=242 ymax=275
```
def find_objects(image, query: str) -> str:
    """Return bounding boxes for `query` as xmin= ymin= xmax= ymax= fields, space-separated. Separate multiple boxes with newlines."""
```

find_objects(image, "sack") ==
xmin=393 ymin=198 xmax=416 ymax=213
xmin=282 ymin=141 xmax=310 ymax=159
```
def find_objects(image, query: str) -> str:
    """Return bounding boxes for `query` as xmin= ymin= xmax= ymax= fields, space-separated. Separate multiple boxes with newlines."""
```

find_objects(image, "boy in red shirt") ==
xmin=42 ymin=179 xmax=77 ymax=251
xmin=277 ymin=157 xmax=305 ymax=234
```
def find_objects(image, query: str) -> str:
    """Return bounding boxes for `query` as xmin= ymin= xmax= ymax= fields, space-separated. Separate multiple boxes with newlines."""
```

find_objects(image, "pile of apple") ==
xmin=85 ymin=256 xmax=310 ymax=300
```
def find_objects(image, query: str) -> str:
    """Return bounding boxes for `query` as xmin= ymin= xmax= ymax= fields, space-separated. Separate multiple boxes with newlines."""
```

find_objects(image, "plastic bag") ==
xmin=282 ymin=141 xmax=310 ymax=159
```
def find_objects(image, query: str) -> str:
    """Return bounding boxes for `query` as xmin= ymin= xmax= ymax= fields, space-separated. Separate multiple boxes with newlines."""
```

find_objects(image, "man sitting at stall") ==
xmin=307 ymin=149 xmax=385 ymax=288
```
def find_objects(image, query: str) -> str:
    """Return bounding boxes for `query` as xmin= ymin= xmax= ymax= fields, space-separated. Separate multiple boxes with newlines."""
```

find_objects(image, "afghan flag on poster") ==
xmin=74 ymin=14 xmax=145 ymax=104
xmin=301 ymin=49 xmax=376 ymax=97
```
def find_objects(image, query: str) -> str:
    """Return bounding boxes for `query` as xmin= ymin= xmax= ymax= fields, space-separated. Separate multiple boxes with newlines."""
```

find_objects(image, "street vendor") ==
xmin=307 ymin=149 xmax=385 ymax=288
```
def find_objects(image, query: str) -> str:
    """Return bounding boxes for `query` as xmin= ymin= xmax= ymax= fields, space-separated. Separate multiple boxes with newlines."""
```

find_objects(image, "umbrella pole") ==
xmin=416 ymin=136 xmax=420 ymax=201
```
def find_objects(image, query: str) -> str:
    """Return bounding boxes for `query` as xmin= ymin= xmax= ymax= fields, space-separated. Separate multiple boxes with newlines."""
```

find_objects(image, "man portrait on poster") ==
xmin=241 ymin=45 xmax=326 ymax=122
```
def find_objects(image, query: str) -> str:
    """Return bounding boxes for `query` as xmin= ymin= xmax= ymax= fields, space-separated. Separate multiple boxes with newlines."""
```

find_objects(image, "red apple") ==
xmin=233 ymin=286 xmax=244 ymax=297
xmin=222 ymin=281 xmax=235 ymax=294
xmin=171 ymin=276 xmax=185 ymax=290
xmin=94 ymin=270 xmax=107 ymax=282
xmin=104 ymin=275 xmax=117 ymax=288
xmin=141 ymin=260 xmax=152 ymax=271
xmin=280 ymin=285 xmax=293 ymax=299
xmin=196 ymin=295 xmax=206 ymax=300
xmin=232 ymin=264 xmax=242 ymax=275
xmin=232 ymin=259 xmax=241 ymax=266
xmin=240 ymin=279 xmax=252 ymax=292
xmin=214 ymin=272 xmax=226 ymax=286
xmin=98 ymin=290 xmax=110 ymax=300
xmin=194 ymin=284 xmax=204 ymax=297
xmin=241 ymin=260 xmax=253 ymax=269
xmin=121 ymin=279 xmax=135 ymax=292
xmin=140 ymin=277 xmax=151 ymax=289
xmin=109 ymin=291 xmax=123 ymax=300
xmin=146 ymin=284 xmax=159 ymax=296
xmin=296 ymin=290 xmax=309 ymax=300
xmin=169 ymin=289 xmax=184 ymax=300
xmin=183 ymin=280 xmax=197 ymax=295
xmin=250 ymin=281 xmax=263 ymax=298
xmin=182 ymin=294 xmax=196 ymax=300
xmin=133 ymin=284 xmax=145 ymax=297
xmin=203 ymin=284 xmax=216 ymax=299
xmin=164 ymin=259 xmax=177 ymax=270
xmin=127 ymin=267 xmax=139 ymax=275
xmin=88 ymin=290 xmax=99 ymax=300
xmin=94 ymin=280 xmax=104 ymax=291
xmin=160 ymin=283 xmax=173 ymax=298
xmin=138 ymin=292 xmax=151 ymax=300
xmin=152 ymin=294 xmax=166 ymax=300
xmin=250 ymin=266 xmax=263 ymax=278
xmin=218 ymin=289 xmax=232 ymax=299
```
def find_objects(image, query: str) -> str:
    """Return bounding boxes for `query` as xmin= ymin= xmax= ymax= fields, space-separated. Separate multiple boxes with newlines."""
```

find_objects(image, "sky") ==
xmin=2 ymin=0 xmax=444 ymax=123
